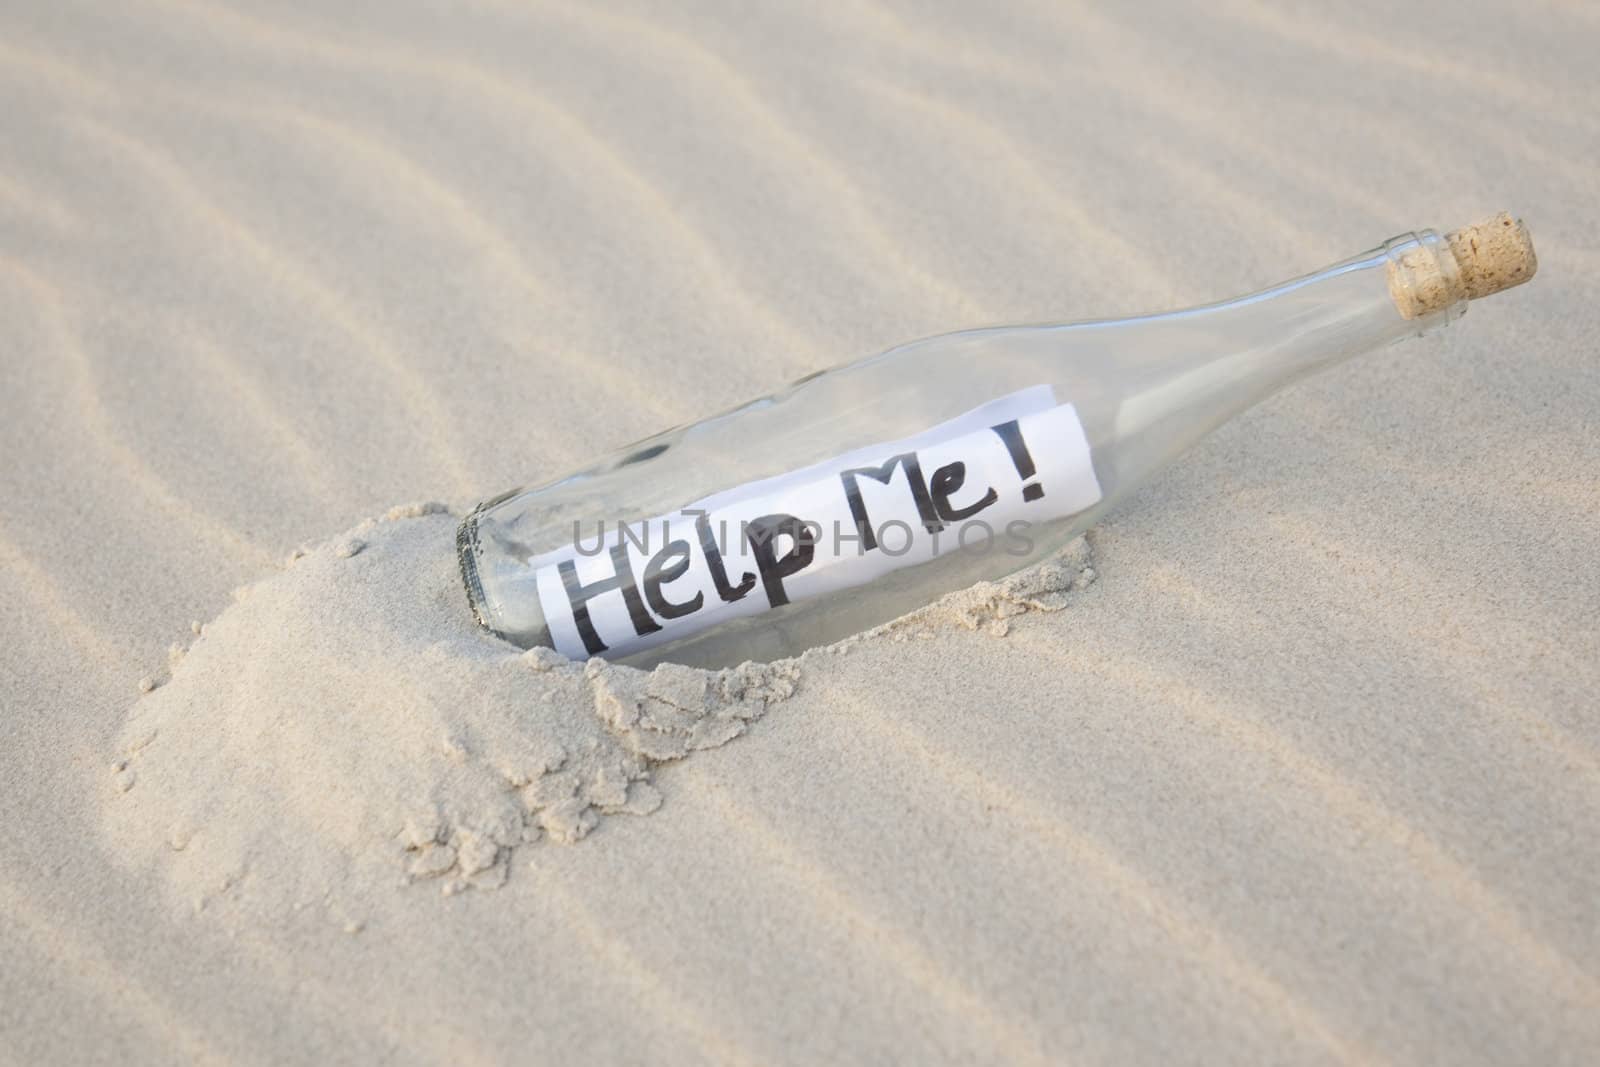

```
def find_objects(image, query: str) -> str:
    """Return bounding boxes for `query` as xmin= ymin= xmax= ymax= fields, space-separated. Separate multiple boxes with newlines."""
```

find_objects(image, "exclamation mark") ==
xmin=991 ymin=420 xmax=1044 ymax=502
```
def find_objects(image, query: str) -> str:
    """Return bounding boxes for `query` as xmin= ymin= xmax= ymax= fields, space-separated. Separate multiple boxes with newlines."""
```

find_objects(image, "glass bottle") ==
xmin=458 ymin=214 xmax=1537 ymax=668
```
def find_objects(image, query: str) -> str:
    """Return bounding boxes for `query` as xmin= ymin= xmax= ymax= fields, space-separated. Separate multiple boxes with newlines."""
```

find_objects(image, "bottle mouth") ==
xmin=1384 ymin=230 xmax=1467 ymax=324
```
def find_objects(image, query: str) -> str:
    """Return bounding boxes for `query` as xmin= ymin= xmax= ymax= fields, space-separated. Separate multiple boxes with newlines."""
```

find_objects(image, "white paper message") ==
xmin=532 ymin=387 xmax=1101 ymax=659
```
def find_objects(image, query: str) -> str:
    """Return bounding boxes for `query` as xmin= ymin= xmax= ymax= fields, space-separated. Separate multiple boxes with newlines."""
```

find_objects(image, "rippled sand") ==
xmin=2 ymin=2 xmax=1597 ymax=1063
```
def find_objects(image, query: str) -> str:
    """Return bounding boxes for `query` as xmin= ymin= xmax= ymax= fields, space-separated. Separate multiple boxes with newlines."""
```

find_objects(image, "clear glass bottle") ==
xmin=458 ymin=215 xmax=1536 ymax=668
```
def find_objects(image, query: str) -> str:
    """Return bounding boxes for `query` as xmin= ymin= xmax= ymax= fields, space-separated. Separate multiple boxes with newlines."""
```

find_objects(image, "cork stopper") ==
xmin=1388 ymin=212 xmax=1538 ymax=319
xmin=1447 ymin=213 xmax=1538 ymax=300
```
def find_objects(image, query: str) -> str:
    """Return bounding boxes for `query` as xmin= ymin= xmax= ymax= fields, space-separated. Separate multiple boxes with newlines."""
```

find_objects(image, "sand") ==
xmin=3 ymin=1 xmax=1599 ymax=1064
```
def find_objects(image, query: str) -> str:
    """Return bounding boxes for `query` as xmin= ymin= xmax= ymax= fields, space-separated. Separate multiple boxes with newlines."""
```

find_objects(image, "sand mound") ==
xmin=103 ymin=506 xmax=799 ymax=917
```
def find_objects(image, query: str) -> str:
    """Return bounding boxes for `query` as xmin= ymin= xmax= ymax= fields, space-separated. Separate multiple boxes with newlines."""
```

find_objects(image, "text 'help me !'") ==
xmin=531 ymin=387 xmax=1102 ymax=659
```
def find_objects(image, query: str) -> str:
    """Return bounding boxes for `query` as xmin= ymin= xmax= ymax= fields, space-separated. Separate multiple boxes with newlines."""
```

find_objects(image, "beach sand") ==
xmin=3 ymin=1 xmax=1598 ymax=1063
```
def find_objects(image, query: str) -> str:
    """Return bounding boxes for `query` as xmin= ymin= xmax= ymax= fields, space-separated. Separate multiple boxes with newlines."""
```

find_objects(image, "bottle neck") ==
xmin=1097 ymin=231 xmax=1466 ymax=500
